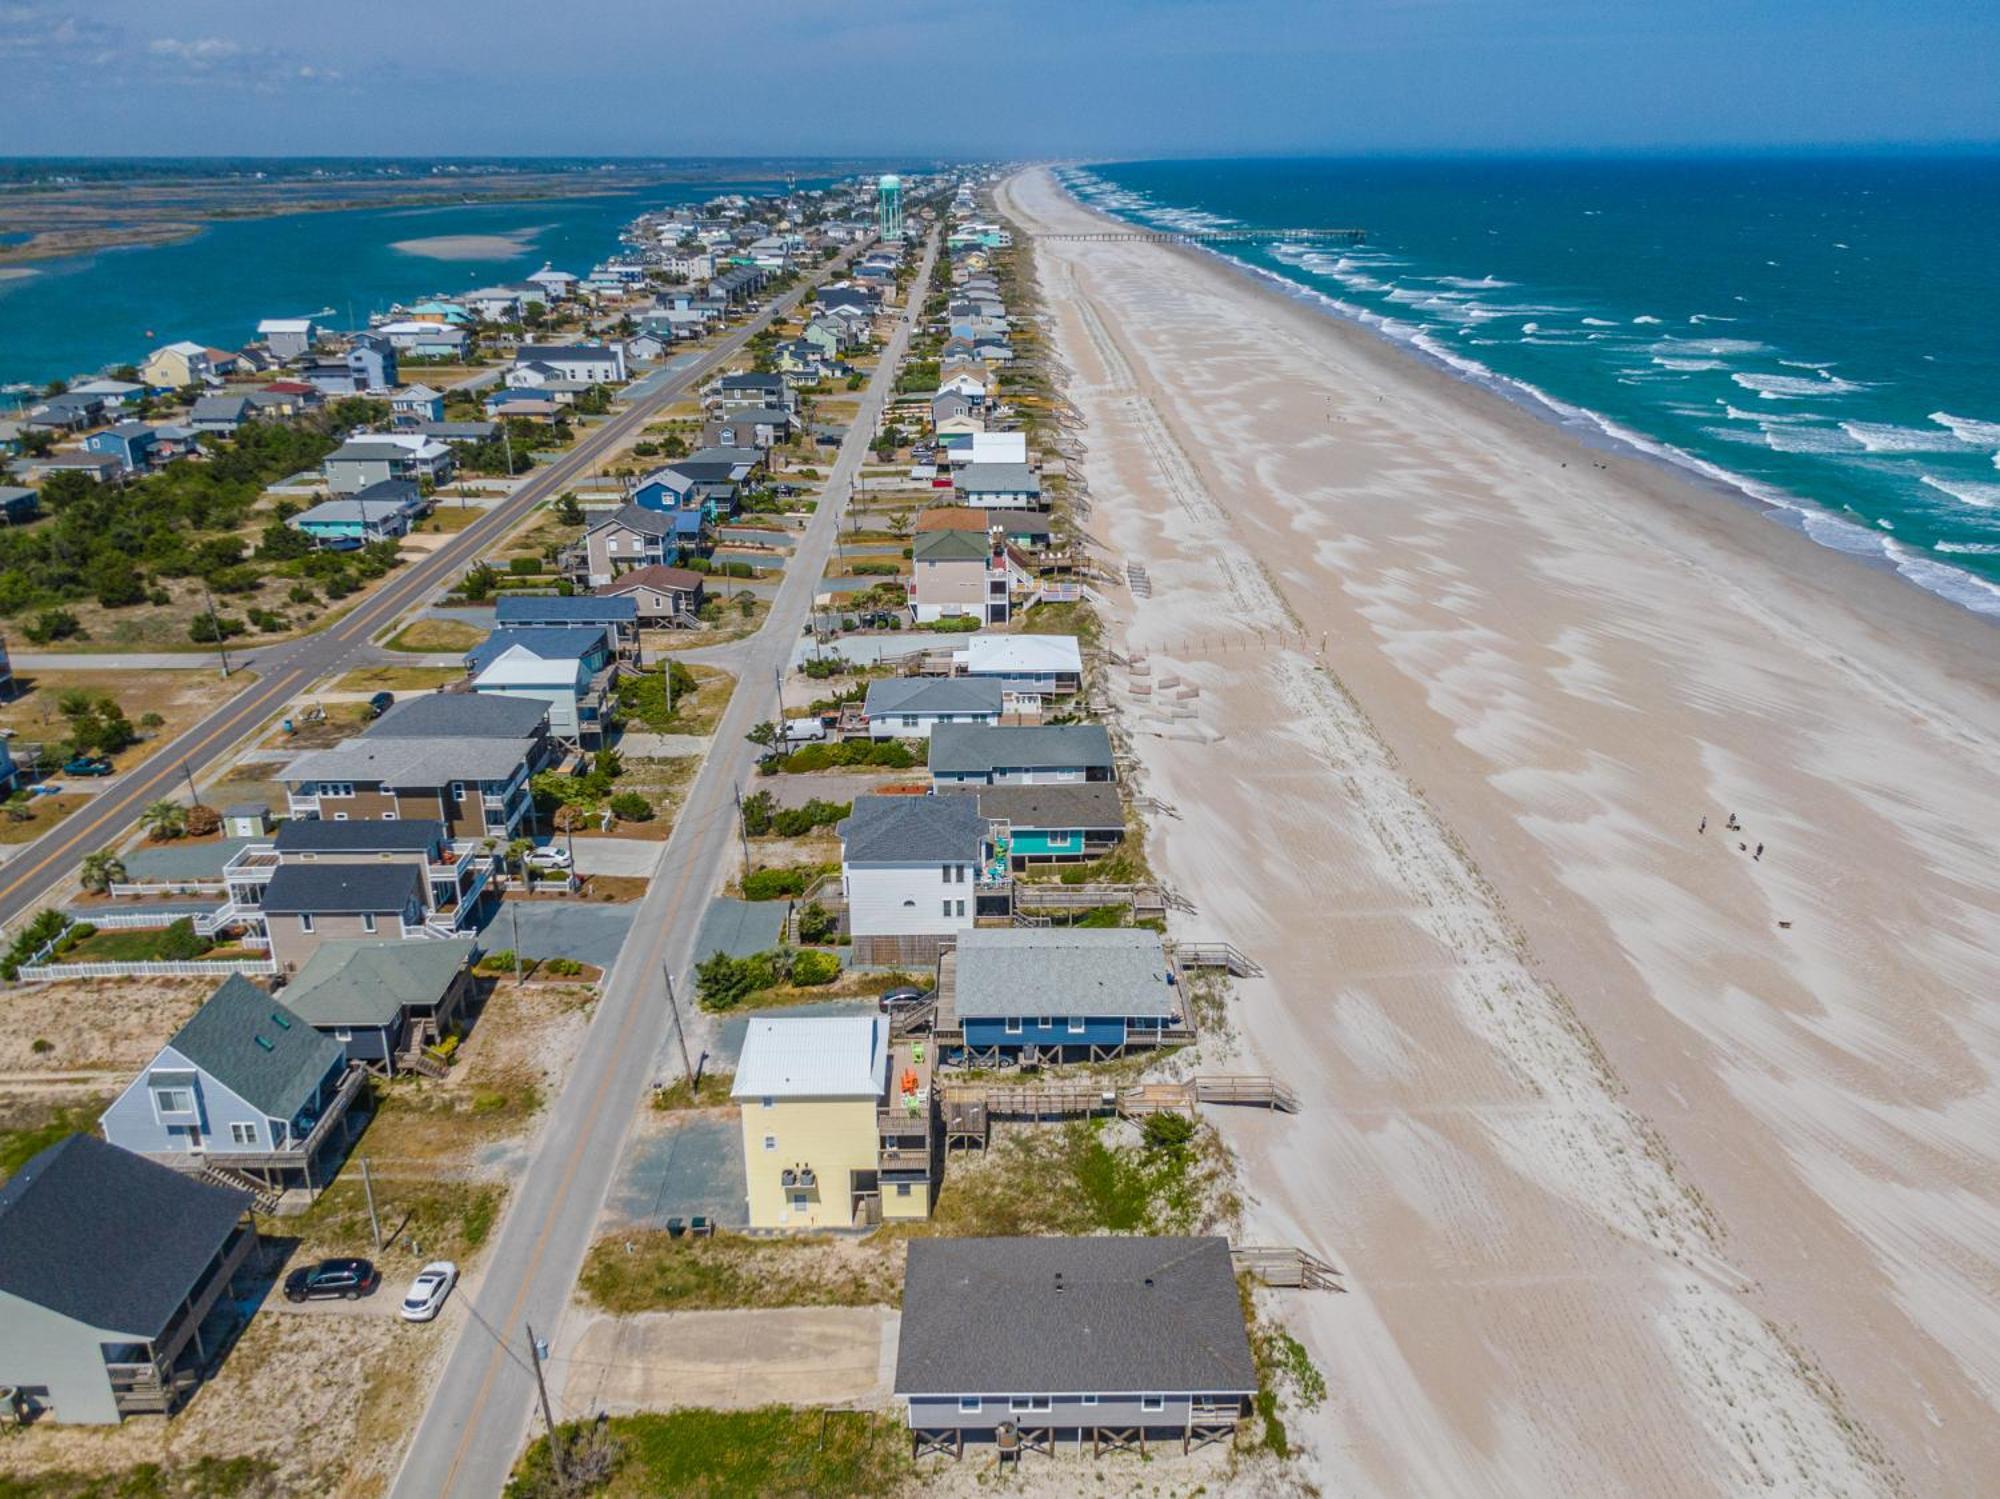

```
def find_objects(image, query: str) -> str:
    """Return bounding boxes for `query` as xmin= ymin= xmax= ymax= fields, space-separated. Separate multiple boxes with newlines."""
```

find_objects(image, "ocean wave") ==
xmin=1581 ymin=317 xmax=1618 ymax=327
xmin=1884 ymin=541 xmax=2000 ymax=616
xmin=1650 ymin=336 xmax=1767 ymax=357
xmin=1936 ymin=541 xmax=2000 ymax=555
xmin=1653 ymin=357 xmax=1728 ymax=371
xmin=1919 ymin=476 xmax=2000 ymax=508
xmin=1732 ymin=370 xmax=1868 ymax=400
xmin=1689 ymin=313 xmax=1740 ymax=324
xmin=1719 ymin=403 xmax=1826 ymax=424
xmin=1758 ymin=423 xmax=1865 ymax=455
xmin=1431 ymin=274 xmax=1516 ymax=289
xmin=1840 ymin=422 xmax=1975 ymax=453
xmin=1928 ymin=411 xmax=2000 ymax=447
xmin=1632 ymin=315 xmax=1663 ymax=324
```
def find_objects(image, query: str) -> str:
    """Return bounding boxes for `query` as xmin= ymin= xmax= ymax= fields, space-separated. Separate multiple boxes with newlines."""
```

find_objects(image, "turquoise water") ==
xmin=1066 ymin=158 xmax=2000 ymax=618
xmin=0 ymin=175 xmax=810 ymax=389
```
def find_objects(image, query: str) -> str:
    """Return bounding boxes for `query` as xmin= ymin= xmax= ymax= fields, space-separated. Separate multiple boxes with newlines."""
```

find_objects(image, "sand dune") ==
xmin=389 ymin=227 xmax=545 ymax=261
xmin=1001 ymin=166 xmax=2000 ymax=1497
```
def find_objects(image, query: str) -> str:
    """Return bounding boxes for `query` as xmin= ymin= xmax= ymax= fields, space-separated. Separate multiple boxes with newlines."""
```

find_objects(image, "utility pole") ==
xmin=662 ymin=964 xmax=695 ymax=1094
xmin=509 ymin=899 xmax=522 ymax=981
xmin=526 ymin=1322 xmax=566 ymax=1485
xmin=732 ymin=782 xmax=751 ymax=872
xmin=199 ymin=582 xmax=232 ymax=677
xmin=359 ymin=1157 xmax=383 ymax=1251
xmin=180 ymin=759 xmax=200 ymax=807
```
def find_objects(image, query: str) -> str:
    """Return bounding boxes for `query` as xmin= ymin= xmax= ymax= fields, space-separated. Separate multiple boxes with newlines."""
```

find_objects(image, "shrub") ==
xmin=1141 ymin=1112 xmax=1197 ymax=1151
xmin=185 ymin=804 xmax=222 ymax=837
xmin=543 ymin=956 xmax=585 ymax=977
xmin=155 ymin=918 xmax=209 ymax=962
xmin=738 ymin=789 xmax=775 ymax=837
xmin=507 ymin=556 xmax=542 ymax=576
xmin=796 ymin=901 xmax=837 ymax=945
xmin=741 ymin=866 xmax=814 ymax=900
xmin=23 ymin=609 xmax=83 ymax=644
xmin=694 ymin=949 xmax=779 ymax=1010
xmin=791 ymin=949 xmax=841 ymax=986
xmin=609 ymin=791 xmax=654 ymax=822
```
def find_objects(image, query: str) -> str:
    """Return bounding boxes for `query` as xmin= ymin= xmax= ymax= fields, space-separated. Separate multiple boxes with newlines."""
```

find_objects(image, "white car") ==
xmin=524 ymin=846 xmax=572 ymax=872
xmin=398 ymin=1261 xmax=459 ymax=1323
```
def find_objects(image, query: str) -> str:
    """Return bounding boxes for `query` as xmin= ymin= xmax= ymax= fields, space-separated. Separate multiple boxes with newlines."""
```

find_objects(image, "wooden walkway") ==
xmin=1232 ymin=1244 xmax=1345 ymax=1291
xmin=939 ymin=1073 xmax=1299 ymax=1133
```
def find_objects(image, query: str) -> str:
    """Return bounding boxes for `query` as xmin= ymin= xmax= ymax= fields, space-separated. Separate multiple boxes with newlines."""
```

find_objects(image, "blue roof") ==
xmin=495 ymin=595 xmax=638 ymax=626
xmin=673 ymin=510 xmax=705 ymax=536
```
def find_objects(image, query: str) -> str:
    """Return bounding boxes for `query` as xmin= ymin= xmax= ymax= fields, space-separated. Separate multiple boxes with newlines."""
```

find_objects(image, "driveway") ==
xmin=476 ymin=899 xmax=636 ymax=969
xmin=603 ymin=1110 xmax=743 ymax=1230
xmin=566 ymin=836 xmax=666 ymax=878
xmin=556 ymin=1307 xmax=899 ymax=1415
xmin=692 ymin=897 xmax=786 ymax=959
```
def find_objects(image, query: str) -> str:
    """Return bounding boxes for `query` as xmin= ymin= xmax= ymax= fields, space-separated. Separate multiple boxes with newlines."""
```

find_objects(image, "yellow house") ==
xmin=732 ymin=1013 xmax=935 ymax=1229
xmin=139 ymin=341 xmax=211 ymax=391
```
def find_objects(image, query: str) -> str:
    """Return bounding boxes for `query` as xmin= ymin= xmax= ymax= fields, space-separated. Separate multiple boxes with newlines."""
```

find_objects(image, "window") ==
xmin=763 ymin=1135 xmax=777 ymax=1152
xmin=955 ymin=900 xmax=966 ymax=917
xmin=761 ymin=1096 xmax=773 ymax=1109
xmin=959 ymin=1396 xmax=982 ymax=1414
xmin=299 ymin=914 xmax=315 ymax=933
xmin=361 ymin=914 xmax=377 ymax=934
xmin=1141 ymin=1395 xmax=1165 ymax=1413
xmin=1037 ymin=1016 xmax=1053 ymax=1030
xmin=1008 ymin=1396 xmax=1051 ymax=1414
xmin=1004 ymin=1016 xmax=1022 ymax=1035
xmin=153 ymin=1088 xmax=194 ymax=1114
xmin=942 ymin=900 xmax=952 ymax=918
xmin=902 ymin=715 xmax=919 ymax=728
xmin=895 ymin=1182 xmax=912 ymax=1197
xmin=1068 ymin=1016 xmax=1086 ymax=1034
xmin=448 ymin=781 xmax=465 ymax=802
xmin=1081 ymin=1394 xmax=1099 ymax=1407
xmin=229 ymin=1122 xmax=258 ymax=1146
xmin=790 ymin=1192 xmax=807 ymax=1210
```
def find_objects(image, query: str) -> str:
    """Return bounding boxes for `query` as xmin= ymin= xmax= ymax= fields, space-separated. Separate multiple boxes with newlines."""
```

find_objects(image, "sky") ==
xmin=3 ymin=0 xmax=1996 ymax=158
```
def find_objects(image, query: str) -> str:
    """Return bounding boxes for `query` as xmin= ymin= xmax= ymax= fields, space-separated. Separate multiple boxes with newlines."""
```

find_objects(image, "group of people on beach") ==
xmin=1697 ymin=812 xmax=1762 ymax=861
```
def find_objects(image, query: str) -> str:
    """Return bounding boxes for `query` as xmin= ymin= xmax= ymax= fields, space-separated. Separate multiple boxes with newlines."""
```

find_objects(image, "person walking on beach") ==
xmin=1755 ymin=843 xmax=1764 ymax=861
xmin=1726 ymin=813 xmax=1741 ymax=831
xmin=1698 ymin=816 xmax=1708 ymax=835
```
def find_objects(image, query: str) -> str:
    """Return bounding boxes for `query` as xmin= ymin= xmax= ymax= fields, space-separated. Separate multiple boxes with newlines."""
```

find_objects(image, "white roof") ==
xmin=157 ymin=340 xmax=208 ymax=357
xmin=473 ymin=648 xmax=585 ymax=688
xmin=955 ymin=634 xmax=1083 ymax=676
xmin=969 ymin=431 xmax=1027 ymax=465
xmin=377 ymin=320 xmax=459 ymax=336
xmin=259 ymin=318 xmax=314 ymax=333
xmin=730 ymin=1015 xmax=886 ymax=1100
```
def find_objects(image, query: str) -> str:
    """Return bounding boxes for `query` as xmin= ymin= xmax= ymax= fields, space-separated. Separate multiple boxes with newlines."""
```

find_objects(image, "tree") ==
xmin=739 ymin=788 xmax=775 ymax=837
xmin=22 ymin=609 xmax=83 ymax=644
xmin=257 ymin=519 xmax=315 ymax=560
xmin=88 ymin=556 xmax=148 ymax=609
xmin=608 ymin=791 xmax=653 ymax=822
xmin=140 ymin=800 xmax=188 ymax=842
xmin=553 ymin=491 xmax=585 ymax=527
xmin=155 ymin=917 xmax=208 ymax=961
xmin=77 ymin=850 xmax=126 ymax=894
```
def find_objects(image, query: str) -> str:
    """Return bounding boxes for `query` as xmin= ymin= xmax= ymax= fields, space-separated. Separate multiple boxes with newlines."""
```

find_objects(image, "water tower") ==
xmin=877 ymin=174 xmax=903 ymax=242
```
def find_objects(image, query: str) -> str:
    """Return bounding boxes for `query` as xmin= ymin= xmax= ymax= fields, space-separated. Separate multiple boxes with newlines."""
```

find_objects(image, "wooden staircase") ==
xmin=1232 ymin=1244 xmax=1344 ymax=1291
xmin=401 ymin=1048 xmax=450 ymax=1080
xmin=1174 ymin=941 xmax=1263 ymax=978
xmin=197 ymin=1162 xmax=282 ymax=1214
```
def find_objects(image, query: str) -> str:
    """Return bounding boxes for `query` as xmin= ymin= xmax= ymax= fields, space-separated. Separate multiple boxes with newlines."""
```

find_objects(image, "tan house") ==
xmin=259 ymin=863 xmax=427 ymax=974
xmin=731 ymin=1014 xmax=934 ymax=1229
xmin=138 ymin=341 xmax=211 ymax=390
xmin=911 ymin=527 xmax=1015 ymax=625
xmin=597 ymin=564 xmax=707 ymax=625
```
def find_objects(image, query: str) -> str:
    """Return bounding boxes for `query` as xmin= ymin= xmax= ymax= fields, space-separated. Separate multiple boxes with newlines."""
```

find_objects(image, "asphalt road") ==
xmin=386 ymin=225 xmax=940 ymax=1499
xmin=0 ymin=254 xmax=855 ymax=936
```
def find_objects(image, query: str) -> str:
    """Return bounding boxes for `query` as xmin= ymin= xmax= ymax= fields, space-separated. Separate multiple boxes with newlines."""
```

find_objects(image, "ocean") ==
xmin=0 ymin=173 xmax=817 ymax=391
xmin=1063 ymin=157 xmax=2000 ymax=618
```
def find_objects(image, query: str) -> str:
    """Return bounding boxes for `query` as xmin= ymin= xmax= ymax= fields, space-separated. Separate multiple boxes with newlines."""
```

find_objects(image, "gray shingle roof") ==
xmin=956 ymin=462 xmax=1040 ymax=495
xmin=951 ymin=928 xmax=1178 ymax=1020
xmin=275 ymin=818 xmax=442 ymax=854
xmin=591 ymin=503 xmax=680 ymax=540
xmin=495 ymin=595 xmax=638 ymax=626
xmin=288 ymin=734 xmax=535 ymax=786
xmin=261 ymin=863 xmax=421 ymax=918
xmin=894 ymin=1237 xmax=1256 ymax=1397
xmin=864 ymin=677 xmax=1003 ymax=720
xmin=0 ymin=1135 xmax=248 ymax=1339
xmin=975 ymin=781 xmax=1125 ymax=833
xmin=282 ymin=938 xmax=474 ymax=1029
xmin=369 ymin=693 xmax=548 ymax=739
xmin=837 ymin=793 xmax=986 ymax=865
xmin=166 ymin=975 xmax=346 ymax=1117
xmin=928 ymin=724 xmax=1114 ymax=777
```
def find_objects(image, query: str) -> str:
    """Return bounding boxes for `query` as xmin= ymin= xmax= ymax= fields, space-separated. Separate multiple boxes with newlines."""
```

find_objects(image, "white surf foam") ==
xmin=1919 ymin=476 xmax=2000 ymax=509
xmin=1733 ymin=370 xmax=1868 ymax=400
xmin=1928 ymin=411 xmax=2000 ymax=447
xmin=1841 ymin=422 xmax=1975 ymax=454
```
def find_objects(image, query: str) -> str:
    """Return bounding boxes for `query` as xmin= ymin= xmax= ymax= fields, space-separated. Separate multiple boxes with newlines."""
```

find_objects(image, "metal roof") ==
xmin=928 ymin=724 xmax=1114 ymax=776
xmin=260 ymin=862 xmax=422 ymax=917
xmin=0 ymin=1135 xmax=248 ymax=1339
xmin=282 ymin=938 xmax=474 ymax=1029
xmin=957 ymin=634 xmax=1081 ymax=675
xmin=466 ymin=626 xmax=607 ymax=673
xmin=730 ymin=1014 xmax=886 ymax=1100
xmin=951 ymin=928 xmax=1178 ymax=1021
xmin=911 ymin=528 xmax=990 ymax=563
xmin=955 ymin=462 xmax=1040 ymax=495
xmin=837 ymin=792 xmax=987 ymax=865
xmin=164 ymin=975 xmax=347 ymax=1117
xmin=894 ymin=1237 xmax=1256 ymax=1397
xmin=864 ymin=676 xmax=1002 ymax=720
xmin=288 ymin=733 xmax=535 ymax=786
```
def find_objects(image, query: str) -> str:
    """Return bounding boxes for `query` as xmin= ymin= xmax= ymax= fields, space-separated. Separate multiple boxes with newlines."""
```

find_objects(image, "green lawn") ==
xmin=0 ymin=1102 xmax=106 ymax=1184
xmin=61 ymin=926 xmax=205 ymax=963
xmin=385 ymin=617 xmax=486 ymax=653
xmin=510 ymin=1409 xmax=911 ymax=1498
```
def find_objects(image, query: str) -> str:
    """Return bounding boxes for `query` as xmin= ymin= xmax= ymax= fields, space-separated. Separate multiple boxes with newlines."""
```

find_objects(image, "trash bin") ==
xmin=666 ymin=1217 xmax=686 ymax=1239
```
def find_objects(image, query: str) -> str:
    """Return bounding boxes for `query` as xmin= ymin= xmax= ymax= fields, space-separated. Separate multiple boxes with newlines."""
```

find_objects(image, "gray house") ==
xmin=279 ymin=937 xmax=475 ymax=1072
xmin=863 ymin=677 xmax=1003 ymax=740
xmin=0 ymin=1135 xmax=258 ymax=1424
xmin=927 ymin=724 xmax=1116 ymax=787
xmin=896 ymin=1236 xmax=1257 ymax=1457
xmin=99 ymin=975 xmax=361 ymax=1193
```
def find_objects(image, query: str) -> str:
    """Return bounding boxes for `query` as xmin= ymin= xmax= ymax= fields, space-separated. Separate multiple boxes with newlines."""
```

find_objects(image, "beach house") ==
xmin=955 ymin=633 xmax=1083 ymax=707
xmin=465 ymin=626 xmax=616 ymax=745
xmin=256 ymin=318 xmax=318 ymax=360
xmin=493 ymin=594 xmax=640 ymax=653
xmin=838 ymin=792 xmax=989 ymax=965
xmin=582 ymin=504 xmax=701 ymax=585
xmin=596 ymin=564 xmax=707 ymax=625
xmin=862 ymin=677 xmax=1004 ymax=740
xmin=0 ymin=1136 xmax=260 ymax=1424
xmin=390 ymin=385 xmax=446 ymax=425
xmin=928 ymin=724 xmax=1116 ymax=788
xmin=938 ymin=927 xmax=1187 ymax=1065
xmin=954 ymin=462 xmax=1042 ymax=509
xmin=139 ymin=341 xmax=212 ymax=390
xmin=278 ymin=937 xmax=475 ymax=1074
xmin=896 ymin=1236 xmax=1255 ymax=1456
xmin=511 ymin=343 xmax=627 ymax=384
xmin=973 ymin=782 xmax=1127 ymax=866
xmin=288 ymin=480 xmax=422 ymax=546
xmin=187 ymin=394 xmax=253 ymax=436
xmin=910 ymin=528 xmax=1017 ymax=625
xmin=322 ymin=434 xmax=454 ymax=494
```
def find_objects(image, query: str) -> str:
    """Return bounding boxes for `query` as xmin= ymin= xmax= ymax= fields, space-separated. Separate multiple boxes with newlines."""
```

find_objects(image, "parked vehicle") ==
xmin=284 ymin=1258 xmax=380 ymax=1303
xmin=398 ymin=1261 xmax=459 ymax=1323
xmin=366 ymin=691 xmax=395 ymax=720
xmin=525 ymin=846 xmax=572 ymax=872
xmin=61 ymin=757 xmax=113 ymax=777
xmin=781 ymin=717 xmax=829 ymax=744
xmin=878 ymin=985 xmax=930 ymax=1013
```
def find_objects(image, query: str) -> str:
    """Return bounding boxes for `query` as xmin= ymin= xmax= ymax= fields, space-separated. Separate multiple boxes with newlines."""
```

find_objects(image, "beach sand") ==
xmin=389 ymin=228 xmax=544 ymax=261
xmin=1000 ymin=167 xmax=2000 ymax=1498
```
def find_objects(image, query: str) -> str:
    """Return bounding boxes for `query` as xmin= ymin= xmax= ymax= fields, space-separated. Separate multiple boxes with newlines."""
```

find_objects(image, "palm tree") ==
xmin=139 ymin=800 xmax=187 ymax=842
xmin=78 ymin=850 xmax=126 ymax=894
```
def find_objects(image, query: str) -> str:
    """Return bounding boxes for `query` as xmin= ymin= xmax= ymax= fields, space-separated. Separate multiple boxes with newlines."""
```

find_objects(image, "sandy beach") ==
xmin=1000 ymin=166 xmax=2000 ymax=1497
xmin=390 ymin=227 xmax=546 ymax=261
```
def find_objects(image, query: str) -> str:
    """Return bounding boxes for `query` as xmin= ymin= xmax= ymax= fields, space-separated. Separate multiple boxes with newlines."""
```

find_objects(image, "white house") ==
xmin=256 ymin=318 xmax=318 ymax=360
xmin=837 ymin=793 xmax=987 ymax=966
xmin=863 ymin=677 xmax=1004 ymax=740
xmin=954 ymin=634 xmax=1083 ymax=709
xmin=967 ymin=431 xmax=1028 ymax=467
xmin=513 ymin=344 xmax=627 ymax=384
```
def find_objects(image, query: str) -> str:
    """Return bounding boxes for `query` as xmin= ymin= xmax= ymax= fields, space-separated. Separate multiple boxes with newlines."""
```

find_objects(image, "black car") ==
xmin=366 ymin=691 xmax=395 ymax=720
xmin=284 ymin=1257 xmax=380 ymax=1303
xmin=878 ymin=985 xmax=930 ymax=1013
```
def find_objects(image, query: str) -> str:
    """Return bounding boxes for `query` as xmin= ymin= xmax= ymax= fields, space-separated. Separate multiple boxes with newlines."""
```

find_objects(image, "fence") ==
xmin=18 ymin=958 xmax=277 ymax=983
xmin=69 ymin=908 xmax=216 ymax=931
xmin=107 ymin=880 xmax=227 ymax=899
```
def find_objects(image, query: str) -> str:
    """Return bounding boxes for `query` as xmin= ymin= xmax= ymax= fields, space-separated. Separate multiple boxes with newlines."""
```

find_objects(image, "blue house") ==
xmin=345 ymin=332 xmax=398 ymax=393
xmin=390 ymin=385 xmax=446 ymax=425
xmin=288 ymin=480 xmax=421 ymax=546
xmin=494 ymin=593 xmax=639 ymax=651
xmin=631 ymin=459 xmax=740 ymax=520
xmin=466 ymin=626 xmax=616 ymax=744
xmin=83 ymin=423 xmax=158 ymax=473
xmin=99 ymin=975 xmax=363 ymax=1193
xmin=943 ymin=928 xmax=1187 ymax=1065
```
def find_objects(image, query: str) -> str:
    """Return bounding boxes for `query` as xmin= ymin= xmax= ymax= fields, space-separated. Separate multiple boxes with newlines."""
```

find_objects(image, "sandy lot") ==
xmin=0 ymin=975 xmax=213 ymax=1074
xmin=1002 ymin=166 xmax=2000 ymax=1499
